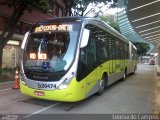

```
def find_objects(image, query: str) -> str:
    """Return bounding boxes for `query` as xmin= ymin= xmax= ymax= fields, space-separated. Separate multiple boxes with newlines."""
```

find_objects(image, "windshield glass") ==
xmin=23 ymin=23 xmax=80 ymax=73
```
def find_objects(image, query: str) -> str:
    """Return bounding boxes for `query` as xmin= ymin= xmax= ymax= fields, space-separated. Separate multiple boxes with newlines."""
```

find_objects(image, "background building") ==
xmin=0 ymin=1 xmax=65 ymax=68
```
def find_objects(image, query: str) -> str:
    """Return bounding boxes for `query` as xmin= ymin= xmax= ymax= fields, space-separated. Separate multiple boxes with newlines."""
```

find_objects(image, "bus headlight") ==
xmin=58 ymin=73 xmax=74 ymax=90
xmin=21 ymin=79 xmax=26 ymax=85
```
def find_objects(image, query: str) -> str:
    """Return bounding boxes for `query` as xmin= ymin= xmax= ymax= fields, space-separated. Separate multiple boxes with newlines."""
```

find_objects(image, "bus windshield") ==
xmin=23 ymin=23 xmax=80 ymax=73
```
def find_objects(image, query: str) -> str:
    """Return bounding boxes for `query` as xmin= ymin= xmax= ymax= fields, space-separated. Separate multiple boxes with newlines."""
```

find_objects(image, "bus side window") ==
xmin=79 ymin=37 xmax=97 ymax=68
xmin=87 ymin=38 xmax=96 ymax=66
xmin=77 ymin=49 xmax=87 ymax=81
xmin=77 ymin=37 xmax=97 ymax=81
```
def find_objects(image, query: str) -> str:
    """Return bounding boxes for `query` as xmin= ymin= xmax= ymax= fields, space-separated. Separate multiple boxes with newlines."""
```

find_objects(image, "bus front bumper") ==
xmin=20 ymin=80 xmax=85 ymax=102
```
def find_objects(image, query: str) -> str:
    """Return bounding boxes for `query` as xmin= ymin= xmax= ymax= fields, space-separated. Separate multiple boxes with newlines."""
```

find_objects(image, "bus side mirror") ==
xmin=21 ymin=32 xmax=29 ymax=49
xmin=80 ymin=28 xmax=90 ymax=48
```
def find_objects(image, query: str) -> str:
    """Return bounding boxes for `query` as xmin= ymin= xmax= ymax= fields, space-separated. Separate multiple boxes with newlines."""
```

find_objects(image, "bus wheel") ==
xmin=97 ymin=76 xmax=106 ymax=95
xmin=122 ymin=69 xmax=127 ymax=81
xmin=132 ymin=65 xmax=137 ymax=74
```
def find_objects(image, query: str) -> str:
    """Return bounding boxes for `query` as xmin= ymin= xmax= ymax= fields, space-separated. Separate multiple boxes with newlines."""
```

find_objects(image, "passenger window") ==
xmin=77 ymin=28 xmax=97 ymax=81
xmin=80 ymin=37 xmax=97 ymax=67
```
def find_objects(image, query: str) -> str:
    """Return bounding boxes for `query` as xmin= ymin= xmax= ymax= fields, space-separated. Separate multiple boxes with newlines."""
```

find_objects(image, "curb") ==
xmin=0 ymin=81 xmax=13 ymax=85
xmin=153 ymin=66 xmax=160 ymax=114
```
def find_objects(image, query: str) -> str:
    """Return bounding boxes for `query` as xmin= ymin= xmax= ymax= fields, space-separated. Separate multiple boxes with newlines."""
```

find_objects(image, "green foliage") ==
xmin=0 ymin=67 xmax=15 ymax=81
xmin=27 ymin=0 xmax=50 ymax=13
xmin=2 ymin=67 xmax=14 ymax=73
xmin=99 ymin=15 xmax=120 ymax=32
xmin=133 ymin=42 xmax=150 ymax=56
xmin=0 ymin=0 xmax=50 ymax=13
xmin=70 ymin=0 xmax=118 ymax=16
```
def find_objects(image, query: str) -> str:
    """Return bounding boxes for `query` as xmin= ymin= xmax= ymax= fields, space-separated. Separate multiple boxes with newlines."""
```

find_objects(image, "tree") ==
xmin=133 ymin=42 xmax=150 ymax=56
xmin=0 ymin=0 xmax=50 ymax=74
xmin=71 ymin=0 xmax=118 ymax=16
xmin=99 ymin=15 xmax=120 ymax=32
xmin=52 ymin=0 xmax=118 ymax=16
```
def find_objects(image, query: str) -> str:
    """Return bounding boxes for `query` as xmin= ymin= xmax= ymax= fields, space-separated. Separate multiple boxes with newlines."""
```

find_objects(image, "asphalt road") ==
xmin=0 ymin=64 xmax=155 ymax=120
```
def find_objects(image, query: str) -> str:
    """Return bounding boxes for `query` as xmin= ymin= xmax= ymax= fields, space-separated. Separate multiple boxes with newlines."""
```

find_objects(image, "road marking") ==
xmin=24 ymin=102 xmax=60 ymax=118
xmin=0 ymin=88 xmax=12 ymax=92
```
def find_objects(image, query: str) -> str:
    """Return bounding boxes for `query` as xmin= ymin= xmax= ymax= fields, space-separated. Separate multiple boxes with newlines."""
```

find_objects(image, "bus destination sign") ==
xmin=34 ymin=24 xmax=72 ymax=33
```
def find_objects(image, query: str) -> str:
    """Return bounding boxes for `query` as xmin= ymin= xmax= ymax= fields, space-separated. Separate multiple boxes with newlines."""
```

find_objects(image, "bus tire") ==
xmin=122 ymin=69 xmax=127 ymax=81
xmin=132 ymin=65 xmax=137 ymax=74
xmin=97 ymin=76 xmax=106 ymax=95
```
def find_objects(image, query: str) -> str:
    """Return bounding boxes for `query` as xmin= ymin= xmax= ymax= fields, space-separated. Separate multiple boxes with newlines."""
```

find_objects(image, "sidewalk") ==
xmin=0 ymin=75 xmax=14 ymax=90
xmin=0 ymin=78 xmax=13 ymax=84
xmin=0 ymin=80 xmax=13 ymax=91
xmin=0 ymin=81 xmax=13 ymax=85
xmin=154 ymin=65 xmax=160 ymax=114
xmin=0 ymin=73 xmax=14 ymax=83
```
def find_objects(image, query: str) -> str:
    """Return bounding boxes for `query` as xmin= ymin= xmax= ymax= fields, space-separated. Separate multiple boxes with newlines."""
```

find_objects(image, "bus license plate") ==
xmin=34 ymin=91 xmax=45 ymax=96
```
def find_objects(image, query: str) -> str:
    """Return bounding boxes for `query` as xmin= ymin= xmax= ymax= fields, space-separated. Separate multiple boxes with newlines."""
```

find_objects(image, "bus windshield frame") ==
xmin=22 ymin=22 xmax=81 ymax=81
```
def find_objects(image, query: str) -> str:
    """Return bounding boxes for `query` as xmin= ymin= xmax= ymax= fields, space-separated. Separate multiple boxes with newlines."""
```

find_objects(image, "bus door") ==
xmin=108 ymin=38 xmax=113 ymax=74
xmin=111 ymin=38 xmax=116 ymax=74
xmin=77 ymin=37 xmax=98 ymax=96
xmin=115 ymin=39 xmax=122 ymax=73
xmin=85 ymin=37 xmax=99 ymax=93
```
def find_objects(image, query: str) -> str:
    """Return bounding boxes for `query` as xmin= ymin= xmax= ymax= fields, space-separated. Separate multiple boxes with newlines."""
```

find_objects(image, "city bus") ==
xmin=20 ymin=17 xmax=137 ymax=102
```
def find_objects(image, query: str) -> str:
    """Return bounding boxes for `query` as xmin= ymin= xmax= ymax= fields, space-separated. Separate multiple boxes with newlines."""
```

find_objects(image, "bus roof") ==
xmin=34 ymin=17 xmax=120 ymax=36
xmin=33 ymin=17 xmax=135 ymax=47
xmin=35 ymin=16 xmax=90 ymax=25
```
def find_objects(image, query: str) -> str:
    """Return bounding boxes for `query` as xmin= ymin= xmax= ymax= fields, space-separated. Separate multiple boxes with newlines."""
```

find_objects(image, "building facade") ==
xmin=0 ymin=1 xmax=65 ymax=68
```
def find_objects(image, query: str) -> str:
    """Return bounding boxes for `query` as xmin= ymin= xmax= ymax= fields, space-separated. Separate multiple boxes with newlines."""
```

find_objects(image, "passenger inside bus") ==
xmin=49 ymin=33 xmax=67 ymax=72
